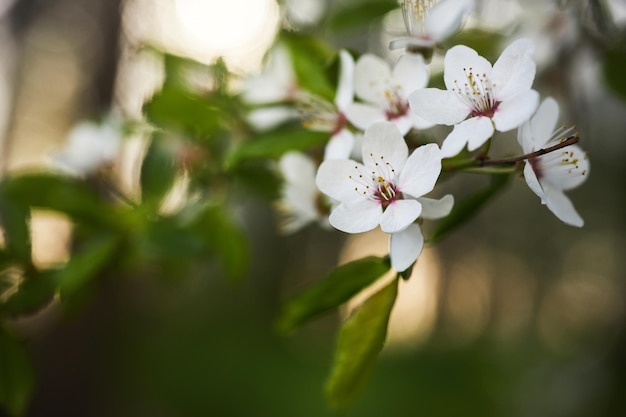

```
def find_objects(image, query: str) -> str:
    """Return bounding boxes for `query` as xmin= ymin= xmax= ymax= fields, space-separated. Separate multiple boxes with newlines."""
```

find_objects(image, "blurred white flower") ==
xmin=344 ymin=53 xmax=433 ymax=136
xmin=277 ymin=151 xmax=331 ymax=233
xmin=53 ymin=119 xmax=122 ymax=175
xmin=409 ymin=38 xmax=539 ymax=158
xmin=297 ymin=50 xmax=356 ymax=160
xmin=390 ymin=0 xmax=474 ymax=51
xmin=518 ymin=97 xmax=589 ymax=227
xmin=242 ymin=45 xmax=299 ymax=130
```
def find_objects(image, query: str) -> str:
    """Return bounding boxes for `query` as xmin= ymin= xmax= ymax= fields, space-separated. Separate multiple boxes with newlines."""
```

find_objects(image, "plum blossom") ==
xmin=297 ymin=50 xmax=356 ymax=160
xmin=518 ymin=97 xmax=589 ymax=227
xmin=242 ymin=45 xmax=299 ymax=131
xmin=344 ymin=53 xmax=433 ymax=136
xmin=390 ymin=0 xmax=474 ymax=51
xmin=53 ymin=118 xmax=121 ymax=176
xmin=316 ymin=122 xmax=451 ymax=271
xmin=277 ymin=152 xmax=332 ymax=233
xmin=409 ymin=38 xmax=539 ymax=158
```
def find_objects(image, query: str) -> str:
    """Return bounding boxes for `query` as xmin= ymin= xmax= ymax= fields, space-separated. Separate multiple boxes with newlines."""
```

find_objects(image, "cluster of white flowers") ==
xmin=242 ymin=0 xmax=590 ymax=272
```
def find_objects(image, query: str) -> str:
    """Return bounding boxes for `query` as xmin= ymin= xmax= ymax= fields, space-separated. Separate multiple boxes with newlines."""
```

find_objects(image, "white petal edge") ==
xmin=398 ymin=143 xmax=442 ymax=198
xmin=334 ymin=50 xmax=355 ymax=110
xmin=425 ymin=0 xmax=474 ymax=42
xmin=443 ymin=45 xmax=493 ymax=92
xmin=324 ymin=129 xmax=355 ymax=160
xmin=392 ymin=53 xmax=429 ymax=96
xmin=329 ymin=200 xmax=382 ymax=233
xmin=380 ymin=199 xmax=422 ymax=233
xmin=492 ymin=38 xmax=536 ymax=101
xmin=315 ymin=159 xmax=365 ymax=204
xmin=390 ymin=224 xmax=424 ymax=272
xmin=344 ymin=102 xmax=386 ymax=131
xmin=529 ymin=97 xmax=559 ymax=148
xmin=354 ymin=54 xmax=391 ymax=104
xmin=492 ymin=89 xmax=539 ymax=132
xmin=361 ymin=121 xmax=409 ymax=172
xmin=418 ymin=195 xmax=454 ymax=219
xmin=543 ymin=183 xmax=584 ymax=227
xmin=408 ymin=88 xmax=469 ymax=126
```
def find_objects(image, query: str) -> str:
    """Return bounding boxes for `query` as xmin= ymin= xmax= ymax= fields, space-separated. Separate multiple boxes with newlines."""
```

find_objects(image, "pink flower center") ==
xmin=384 ymin=87 xmax=410 ymax=120
xmin=348 ymin=153 xmax=402 ymax=209
xmin=451 ymin=67 xmax=500 ymax=119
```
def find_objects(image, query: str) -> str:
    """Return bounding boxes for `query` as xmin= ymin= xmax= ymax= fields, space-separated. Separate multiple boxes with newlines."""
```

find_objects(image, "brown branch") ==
xmin=479 ymin=135 xmax=580 ymax=166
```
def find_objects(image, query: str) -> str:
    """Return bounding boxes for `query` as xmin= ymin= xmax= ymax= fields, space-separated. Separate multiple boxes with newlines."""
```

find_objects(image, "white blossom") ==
xmin=409 ymin=38 xmax=539 ymax=158
xmin=390 ymin=0 xmax=474 ymax=51
xmin=344 ymin=53 xmax=433 ymax=136
xmin=518 ymin=97 xmax=589 ymax=227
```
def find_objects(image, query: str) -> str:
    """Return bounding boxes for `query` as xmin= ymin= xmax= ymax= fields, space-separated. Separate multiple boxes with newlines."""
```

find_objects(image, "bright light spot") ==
xmin=175 ymin=0 xmax=276 ymax=52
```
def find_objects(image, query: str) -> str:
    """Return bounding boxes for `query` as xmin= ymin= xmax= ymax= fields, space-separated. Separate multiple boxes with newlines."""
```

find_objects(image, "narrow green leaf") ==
xmin=281 ymin=32 xmax=335 ymax=101
xmin=277 ymin=256 xmax=391 ymax=333
xmin=325 ymin=276 xmax=398 ymax=411
xmin=226 ymin=127 xmax=328 ymax=166
xmin=603 ymin=45 xmax=626 ymax=103
xmin=0 ymin=329 xmax=35 ymax=417
xmin=429 ymin=174 xmax=511 ymax=243
xmin=1 ymin=270 xmax=59 ymax=318
xmin=326 ymin=0 xmax=398 ymax=34
xmin=140 ymin=133 xmax=178 ymax=208
xmin=58 ymin=234 xmax=119 ymax=300
xmin=2 ymin=173 xmax=119 ymax=229
xmin=0 ymin=184 xmax=31 ymax=265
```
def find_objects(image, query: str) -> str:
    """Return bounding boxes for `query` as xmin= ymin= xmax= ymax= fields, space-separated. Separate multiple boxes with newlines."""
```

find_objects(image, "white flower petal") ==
xmin=425 ymin=0 xmax=474 ymax=42
xmin=418 ymin=195 xmax=454 ymax=219
xmin=466 ymin=116 xmax=496 ymax=151
xmin=316 ymin=159 xmax=365 ymax=204
xmin=329 ymin=201 xmax=382 ymax=233
xmin=344 ymin=102 xmax=386 ymax=130
xmin=492 ymin=89 xmax=539 ymax=132
xmin=440 ymin=117 xmax=493 ymax=157
xmin=392 ymin=53 xmax=429 ymax=96
xmin=389 ymin=37 xmax=430 ymax=50
xmin=280 ymin=151 xmax=316 ymax=185
xmin=443 ymin=45 xmax=493 ymax=92
xmin=408 ymin=88 xmax=470 ymax=125
xmin=380 ymin=199 xmax=422 ymax=233
xmin=361 ymin=122 xmax=409 ymax=171
xmin=398 ymin=143 xmax=442 ymax=198
xmin=543 ymin=183 xmax=584 ymax=227
xmin=247 ymin=106 xmax=298 ymax=131
xmin=334 ymin=50 xmax=355 ymax=110
xmin=530 ymin=97 xmax=559 ymax=148
xmin=243 ymin=46 xmax=295 ymax=104
xmin=492 ymin=38 xmax=536 ymax=101
xmin=542 ymin=144 xmax=589 ymax=191
xmin=407 ymin=112 xmax=436 ymax=130
xmin=390 ymin=224 xmax=424 ymax=272
xmin=354 ymin=54 xmax=391 ymax=104
xmin=324 ymin=129 xmax=355 ymax=160
xmin=523 ymin=162 xmax=544 ymax=199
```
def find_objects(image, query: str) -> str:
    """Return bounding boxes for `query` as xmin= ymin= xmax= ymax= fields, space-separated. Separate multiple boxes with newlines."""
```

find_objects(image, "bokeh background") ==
xmin=1 ymin=0 xmax=626 ymax=416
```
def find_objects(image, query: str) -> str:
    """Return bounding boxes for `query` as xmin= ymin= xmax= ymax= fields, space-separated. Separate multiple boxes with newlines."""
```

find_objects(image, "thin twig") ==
xmin=479 ymin=136 xmax=580 ymax=166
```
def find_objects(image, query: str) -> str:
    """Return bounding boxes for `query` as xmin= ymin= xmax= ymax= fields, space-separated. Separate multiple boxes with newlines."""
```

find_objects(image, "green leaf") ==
xmin=2 ymin=173 xmax=119 ymax=229
xmin=325 ymin=276 xmax=398 ymax=411
xmin=281 ymin=32 xmax=335 ymax=101
xmin=326 ymin=0 xmax=398 ymax=34
xmin=0 ymin=329 xmax=35 ymax=417
xmin=1 ymin=270 xmax=59 ymax=318
xmin=226 ymin=127 xmax=328 ymax=166
xmin=0 ymin=184 xmax=31 ymax=265
xmin=277 ymin=256 xmax=391 ymax=333
xmin=443 ymin=29 xmax=507 ymax=63
xmin=140 ymin=133 xmax=179 ymax=209
xmin=603 ymin=45 xmax=626 ymax=102
xmin=429 ymin=174 xmax=511 ymax=243
xmin=187 ymin=205 xmax=249 ymax=282
xmin=58 ymin=234 xmax=119 ymax=300
xmin=143 ymin=86 xmax=225 ymax=138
